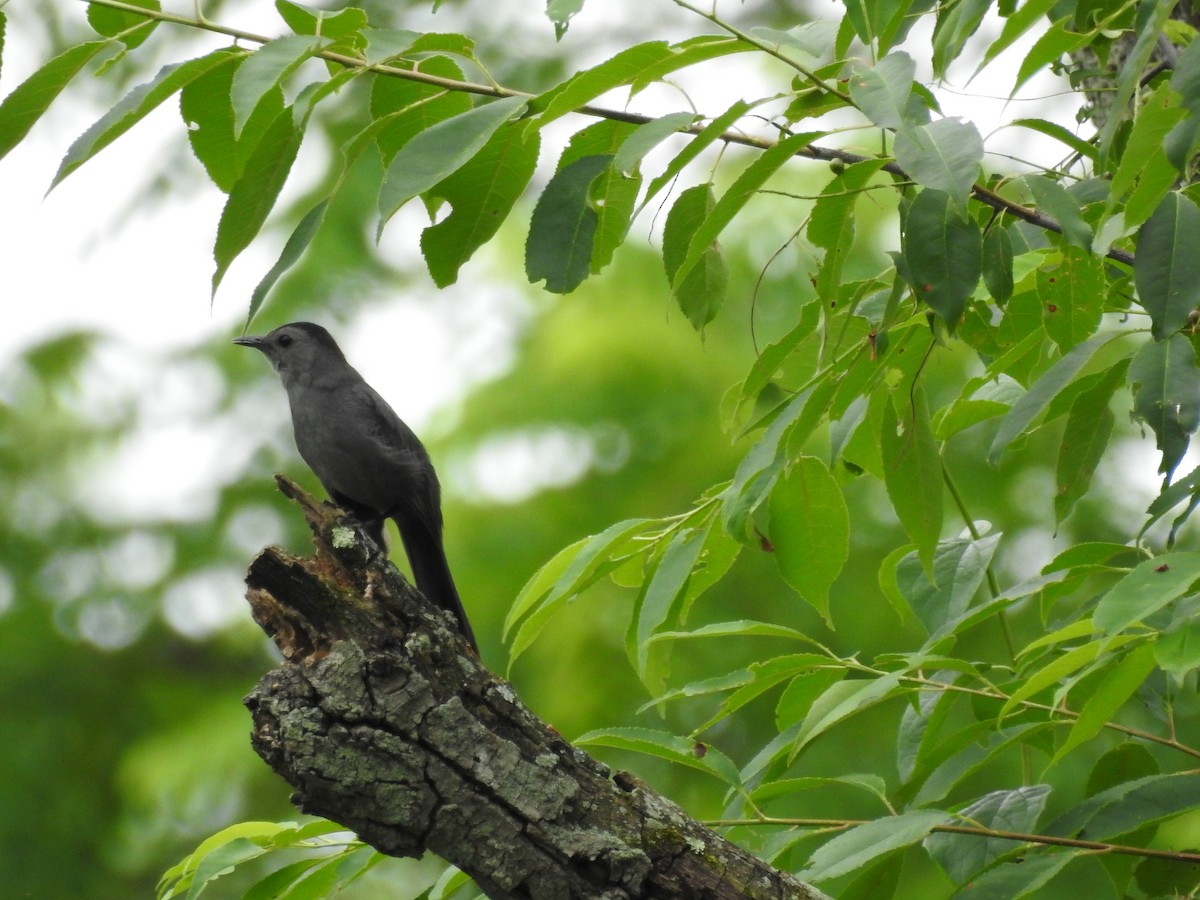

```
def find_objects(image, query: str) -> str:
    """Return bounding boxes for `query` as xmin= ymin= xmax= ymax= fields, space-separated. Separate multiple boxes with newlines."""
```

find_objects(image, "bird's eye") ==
xmin=278 ymin=334 xmax=294 ymax=348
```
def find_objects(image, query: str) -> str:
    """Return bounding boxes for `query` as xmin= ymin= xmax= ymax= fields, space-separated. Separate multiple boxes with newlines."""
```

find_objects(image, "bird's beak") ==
xmin=233 ymin=335 xmax=266 ymax=350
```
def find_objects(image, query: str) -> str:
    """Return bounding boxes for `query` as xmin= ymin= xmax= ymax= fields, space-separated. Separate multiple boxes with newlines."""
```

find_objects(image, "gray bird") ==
xmin=234 ymin=322 xmax=476 ymax=651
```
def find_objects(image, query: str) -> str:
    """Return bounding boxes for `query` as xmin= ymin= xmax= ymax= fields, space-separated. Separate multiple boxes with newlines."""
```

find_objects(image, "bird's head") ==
xmin=234 ymin=322 xmax=348 ymax=384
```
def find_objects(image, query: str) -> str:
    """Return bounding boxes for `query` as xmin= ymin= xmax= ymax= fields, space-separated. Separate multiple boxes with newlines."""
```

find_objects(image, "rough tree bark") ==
xmin=242 ymin=476 xmax=830 ymax=900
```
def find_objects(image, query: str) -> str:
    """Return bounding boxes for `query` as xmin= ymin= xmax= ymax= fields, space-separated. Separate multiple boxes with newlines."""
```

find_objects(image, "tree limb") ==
xmin=242 ymin=475 xmax=829 ymax=900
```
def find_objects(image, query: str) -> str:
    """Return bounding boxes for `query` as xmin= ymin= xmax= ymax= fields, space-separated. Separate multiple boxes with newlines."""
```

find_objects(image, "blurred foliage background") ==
xmin=0 ymin=2 xmax=1188 ymax=898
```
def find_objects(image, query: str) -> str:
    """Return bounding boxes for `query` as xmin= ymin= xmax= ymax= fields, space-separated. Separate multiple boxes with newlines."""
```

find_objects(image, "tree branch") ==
xmin=241 ymin=475 xmax=830 ymax=899
xmin=79 ymin=0 xmax=1136 ymax=267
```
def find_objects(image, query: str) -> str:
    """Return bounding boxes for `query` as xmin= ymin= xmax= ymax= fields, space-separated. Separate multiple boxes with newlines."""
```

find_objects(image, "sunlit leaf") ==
xmin=231 ymin=35 xmax=326 ymax=138
xmin=1092 ymin=552 xmax=1200 ymax=635
xmin=1050 ymin=643 xmax=1157 ymax=765
xmin=87 ymin=0 xmax=158 ymax=49
xmin=1024 ymin=175 xmax=1092 ymax=249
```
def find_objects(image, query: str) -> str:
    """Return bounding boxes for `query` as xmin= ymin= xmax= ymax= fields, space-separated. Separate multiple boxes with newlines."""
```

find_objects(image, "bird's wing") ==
xmin=347 ymin=380 xmax=445 ymax=533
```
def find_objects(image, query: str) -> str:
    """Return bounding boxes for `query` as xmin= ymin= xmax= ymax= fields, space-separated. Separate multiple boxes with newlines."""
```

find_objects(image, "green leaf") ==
xmin=794 ymin=672 xmax=906 ymax=757
xmin=370 ymin=56 xmax=472 ymax=165
xmin=87 ymin=0 xmax=159 ymax=49
xmin=981 ymin=226 xmax=1013 ymax=303
xmin=880 ymin=386 xmax=943 ymax=574
xmin=612 ymin=111 xmax=698 ymax=177
xmin=231 ymin=35 xmax=325 ymax=138
xmin=1135 ymin=193 xmax=1200 ymax=341
xmin=0 ymin=40 xmax=117 ymax=163
xmin=573 ymin=727 xmax=742 ymax=786
xmin=671 ymin=131 xmax=821 ymax=291
xmin=775 ymin=669 xmax=850 ymax=731
xmin=1109 ymin=82 xmax=1184 ymax=216
xmin=211 ymin=108 xmax=301 ymax=298
xmin=902 ymin=188 xmax=981 ymax=331
xmin=1046 ymin=773 xmax=1200 ymax=842
xmin=1010 ymin=117 xmax=1097 ymax=162
xmin=558 ymin=120 xmax=641 ymax=276
xmin=1092 ymin=552 xmax=1200 ymax=635
xmin=1012 ymin=17 xmax=1091 ymax=96
xmin=49 ymin=51 xmax=236 ymax=191
xmin=525 ymin=154 xmax=611 ymax=294
xmin=662 ymin=183 xmax=727 ymax=329
xmin=1023 ymin=175 xmax=1092 ymax=249
xmin=531 ymin=42 xmax=676 ymax=129
xmin=629 ymin=35 xmax=753 ymax=95
xmin=988 ymin=333 xmax=1110 ymax=465
xmin=546 ymin=0 xmax=585 ymax=39
xmin=1037 ymin=247 xmax=1106 ymax=352
xmin=949 ymin=850 xmax=1076 ymax=900
xmin=377 ymin=95 xmax=529 ymax=236
xmin=1050 ymin=643 xmax=1158 ymax=765
xmin=1054 ymin=362 xmax=1126 ymax=525
xmin=768 ymin=456 xmax=849 ymax=622
xmin=641 ymin=99 xmax=754 ymax=210
xmin=276 ymin=1 xmax=368 ymax=45
xmin=1157 ymin=617 xmax=1200 ymax=677
xmin=247 ymin=200 xmax=328 ymax=327
xmin=924 ymin=785 xmax=1050 ymax=885
xmin=810 ymin=160 xmax=888 ymax=303
xmin=634 ymin=526 xmax=709 ymax=680
xmin=421 ymin=122 xmax=540 ymax=287
xmin=894 ymin=534 xmax=1000 ymax=635
xmin=973 ymin=0 xmax=1057 ymax=78
xmin=842 ymin=0 xmax=936 ymax=54
xmin=800 ymin=809 xmax=952 ymax=883
xmin=893 ymin=118 xmax=983 ymax=210
xmin=931 ymin=0 xmax=990 ymax=80
xmin=848 ymin=51 xmax=919 ymax=129
xmin=1128 ymin=334 xmax=1200 ymax=479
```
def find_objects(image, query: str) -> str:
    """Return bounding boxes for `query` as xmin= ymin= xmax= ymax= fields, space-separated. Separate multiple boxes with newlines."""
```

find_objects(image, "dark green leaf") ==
xmin=1054 ymin=362 xmax=1123 ymax=524
xmin=1013 ymin=17 xmax=1091 ymax=95
xmin=641 ymin=99 xmax=752 ymax=209
xmin=50 ymin=51 xmax=236 ymax=190
xmin=894 ymin=535 xmax=1000 ymax=635
xmin=925 ymin=785 xmax=1050 ymax=885
xmin=902 ymin=187 xmax=981 ymax=331
xmin=276 ymin=1 xmax=368 ymax=43
xmin=525 ymin=154 xmax=611 ymax=294
xmin=247 ymin=199 xmax=328 ymax=327
xmin=629 ymin=35 xmax=752 ymax=95
xmin=894 ymin=118 xmax=983 ymax=209
xmin=1046 ymin=773 xmax=1200 ymax=841
xmin=1109 ymin=82 xmax=1183 ymax=217
xmin=1037 ymin=247 xmax=1105 ymax=352
xmin=376 ymin=95 xmax=529 ymax=236
xmin=981 ymin=226 xmax=1014 ymax=304
xmin=880 ymin=387 xmax=943 ymax=575
xmin=87 ymin=0 xmax=158 ymax=49
xmin=950 ymin=851 xmax=1076 ymax=900
xmin=1135 ymin=193 xmax=1200 ymax=341
xmin=1092 ymin=552 xmax=1200 ymax=635
xmin=558 ymin=121 xmax=641 ymax=275
xmin=1010 ymin=117 xmax=1098 ymax=162
xmin=768 ymin=456 xmax=849 ymax=622
xmin=1128 ymin=334 xmax=1200 ymax=479
xmin=211 ymin=108 xmax=301 ymax=297
xmin=672 ymin=131 xmax=820 ymax=291
xmin=421 ymin=122 xmax=540 ymax=287
xmin=0 ymin=40 xmax=116 ymax=162
xmin=663 ymin=183 xmax=727 ymax=329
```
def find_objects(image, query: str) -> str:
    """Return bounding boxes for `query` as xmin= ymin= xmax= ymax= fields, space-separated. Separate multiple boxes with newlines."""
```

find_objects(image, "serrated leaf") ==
xmin=531 ymin=41 xmax=676 ymax=128
xmin=925 ymin=785 xmax=1050 ymax=885
xmin=247 ymin=199 xmax=328 ymax=327
xmin=775 ymin=668 xmax=847 ymax=731
xmin=1050 ymin=643 xmax=1157 ymax=766
xmin=1046 ymin=773 xmax=1200 ymax=842
xmin=558 ymin=120 xmax=641 ymax=275
xmin=376 ymin=94 xmax=528 ymax=236
xmin=1092 ymin=552 xmax=1200 ymax=635
xmin=801 ymin=809 xmax=951 ymax=883
xmin=662 ymin=183 xmax=727 ymax=329
xmin=1135 ymin=192 xmax=1200 ymax=341
xmin=952 ymin=851 xmax=1076 ymax=900
xmin=421 ymin=122 xmax=540 ymax=287
xmin=981 ymin=226 xmax=1013 ymax=303
xmin=370 ymin=56 xmax=472 ymax=165
xmin=641 ymin=99 xmax=754 ymax=210
xmin=1037 ymin=247 xmax=1105 ymax=352
xmin=276 ymin=1 xmax=368 ymax=43
xmin=1109 ymin=82 xmax=1183 ymax=214
xmin=894 ymin=535 xmax=1000 ymax=635
xmin=794 ymin=672 xmax=905 ymax=757
xmin=881 ymin=386 xmax=943 ymax=574
xmin=231 ymin=34 xmax=325 ymax=138
xmin=0 ymin=40 xmax=116 ymax=163
xmin=211 ymin=108 xmax=301 ymax=297
xmin=634 ymin=525 xmax=709 ymax=682
xmin=988 ymin=333 xmax=1110 ymax=465
xmin=525 ymin=153 xmax=611 ymax=294
xmin=671 ymin=130 xmax=820 ymax=291
xmin=50 ymin=51 xmax=235 ymax=191
xmin=931 ymin=0 xmax=990 ymax=79
xmin=848 ymin=51 xmax=918 ymax=129
xmin=902 ymin=188 xmax=982 ymax=331
xmin=1054 ymin=363 xmax=1123 ymax=524
xmin=768 ymin=456 xmax=849 ymax=621
xmin=893 ymin=118 xmax=983 ymax=210
xmin=87 ymin=0 xmax=158 ymax=49
xmin=1128 ymin=333 xmax=1200 ymax=479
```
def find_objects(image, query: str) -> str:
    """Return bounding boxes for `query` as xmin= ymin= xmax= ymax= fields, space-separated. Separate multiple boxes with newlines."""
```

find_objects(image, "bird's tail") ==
xmin=396 ymin=517 xmax=478 ymax=652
